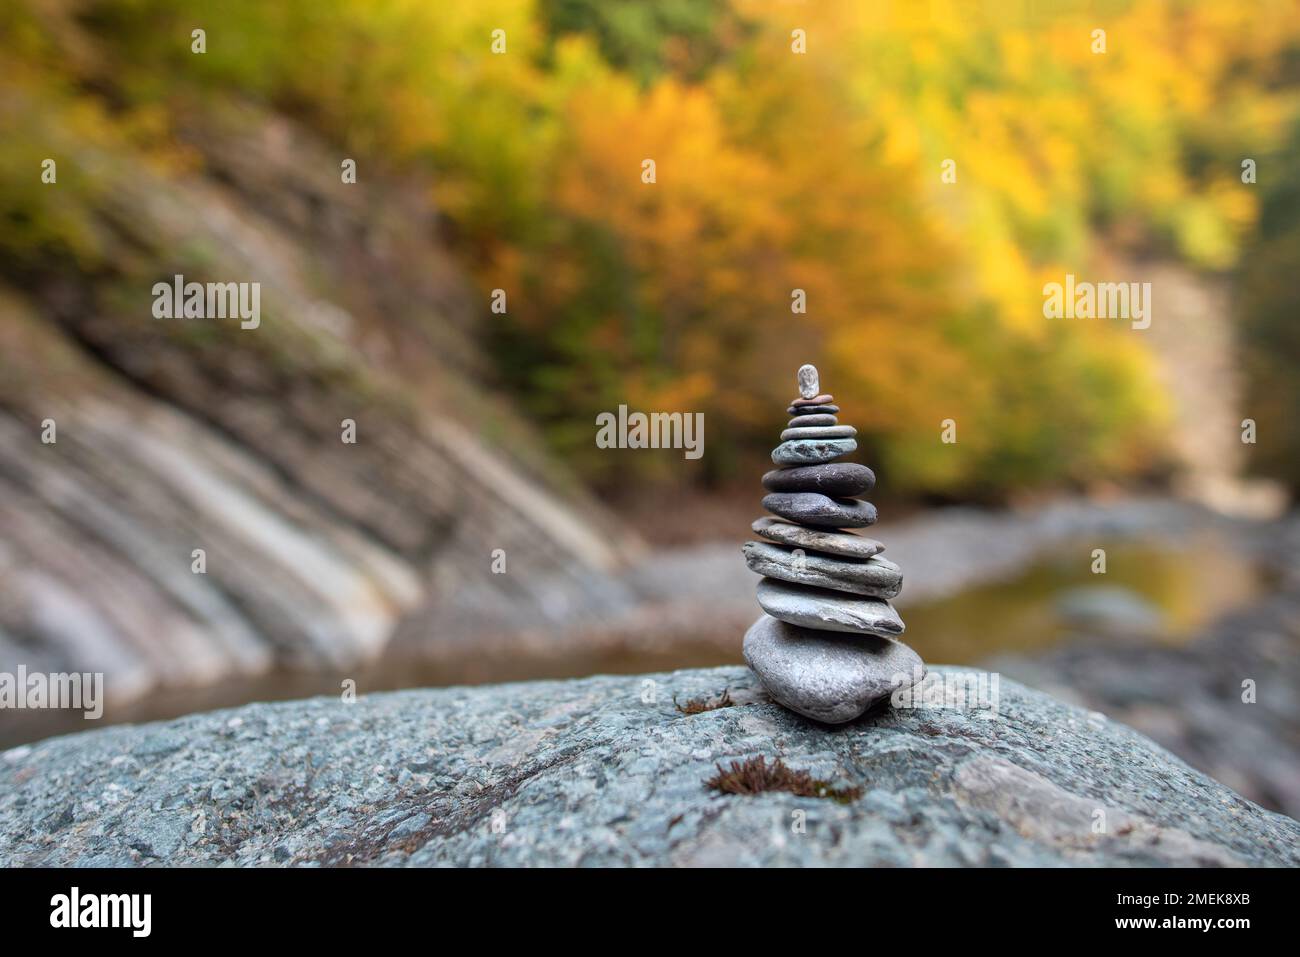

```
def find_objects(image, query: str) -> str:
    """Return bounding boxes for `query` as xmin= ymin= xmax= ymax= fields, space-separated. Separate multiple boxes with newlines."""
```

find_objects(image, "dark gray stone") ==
xmin=2 ymin=667 xmax=1297 ymax=866
xmin=762 ymin=463 xmax=875 ymax=496
xmin=780 ymin=425 xmax=857 ymax=441
xmin=786 ymin=413 xmax=837 ymax=428
xmin=771 ymin=438 xmax=857 ymax=466
xmin=752 ymin=517 xmax=885 ymax=559
xmin=743 ymin=614 xmax=924 ymax=723
xmin=763 ymin=492 xmax=876 ymax=528
xmin=757 ymin=577 xmax=904 ymax=636
xmin=742 ymin=541 xmax=902 ymax=598
xmin=786 ymin=403 xmax=839 ymax=416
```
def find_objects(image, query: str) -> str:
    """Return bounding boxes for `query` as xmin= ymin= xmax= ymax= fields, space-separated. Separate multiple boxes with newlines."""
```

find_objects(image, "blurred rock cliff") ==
xmin=0 ymin=104 xmax=644 ymax=703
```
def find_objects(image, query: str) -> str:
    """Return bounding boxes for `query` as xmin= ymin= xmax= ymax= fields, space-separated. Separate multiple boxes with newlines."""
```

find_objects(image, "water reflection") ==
xmin=900 ymin=536 xmax=1266 ymax=665
xmin=0 ymin=535 xmax=1267 ymax=749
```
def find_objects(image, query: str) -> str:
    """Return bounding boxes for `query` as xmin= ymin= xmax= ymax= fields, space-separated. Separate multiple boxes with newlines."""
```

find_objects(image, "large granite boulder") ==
xmin=1 ymin=666 xmax=1296 ymax=867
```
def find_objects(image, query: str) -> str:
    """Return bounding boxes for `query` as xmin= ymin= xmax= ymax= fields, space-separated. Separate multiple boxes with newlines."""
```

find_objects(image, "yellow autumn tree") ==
xmin=5 ymin=0 xmax=1299 ymax=496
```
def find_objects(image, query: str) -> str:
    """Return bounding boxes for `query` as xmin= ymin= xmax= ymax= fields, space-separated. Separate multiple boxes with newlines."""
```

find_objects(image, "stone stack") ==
xmin=741 ymin=364 xmax=926 ymax=723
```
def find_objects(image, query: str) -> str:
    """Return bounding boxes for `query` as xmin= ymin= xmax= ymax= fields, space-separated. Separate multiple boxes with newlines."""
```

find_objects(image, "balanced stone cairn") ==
xmin=741 ymin=364 xmax=926 ymax=723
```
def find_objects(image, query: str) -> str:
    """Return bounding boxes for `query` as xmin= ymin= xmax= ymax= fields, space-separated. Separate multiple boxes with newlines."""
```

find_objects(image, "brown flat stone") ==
xmin=790 ymin=394 xmax=834 ymax=407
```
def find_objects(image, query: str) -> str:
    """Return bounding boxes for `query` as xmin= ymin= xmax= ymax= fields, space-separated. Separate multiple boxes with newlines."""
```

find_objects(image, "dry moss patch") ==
xmin=704 ymin=756 xmax=862 ymax=804
xmin=674 ymin=688 xmax=735 ymax=715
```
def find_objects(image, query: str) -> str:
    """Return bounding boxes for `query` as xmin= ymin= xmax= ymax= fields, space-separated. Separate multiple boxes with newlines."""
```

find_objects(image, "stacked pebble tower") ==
xmin=741 ymin=364 xmax=926 ymax=723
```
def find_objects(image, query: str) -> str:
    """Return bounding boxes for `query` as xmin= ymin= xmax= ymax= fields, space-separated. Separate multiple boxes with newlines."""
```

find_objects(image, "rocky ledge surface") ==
xmin=2 ymin=667 xmax=1297 ymax=867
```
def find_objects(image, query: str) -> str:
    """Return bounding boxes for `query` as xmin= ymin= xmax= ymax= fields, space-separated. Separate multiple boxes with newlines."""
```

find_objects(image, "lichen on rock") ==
xmin=1 ymin=666 xmax=1296 ymax=867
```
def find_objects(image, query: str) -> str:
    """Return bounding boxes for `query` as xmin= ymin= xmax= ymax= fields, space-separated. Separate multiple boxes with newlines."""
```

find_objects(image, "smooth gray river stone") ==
xmin=762 ymin=492 xmax=877 ymax=528
xmin=786 ymin=413 xmax=838 ymax=428
xmin=742 ymin=541 xmax=902 ymax=598
xmin=780 ymin=425 xmax=857 ymax=441
xmin=761 ymin=462 xmax=875 ymax=496
xmin=756 ymin=577 xmax=905 ymax=637
xmin=751 ymin=517 xmax=885 ymax=559
xmin=771 ymin=438 xmax=857 ymax=466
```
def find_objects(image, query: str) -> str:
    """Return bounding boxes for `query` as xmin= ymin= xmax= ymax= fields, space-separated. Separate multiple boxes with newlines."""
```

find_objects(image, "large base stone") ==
xmin=743 ymin=614 xmax=924 ymax=723
xmin=3 ymin=666 xmax=1297 ymax=866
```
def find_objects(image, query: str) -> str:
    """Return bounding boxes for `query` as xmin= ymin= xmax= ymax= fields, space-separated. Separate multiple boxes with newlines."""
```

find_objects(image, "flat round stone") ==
xmin=790 ymin=394 xmax=834 ymax=407
xmin=771 ymin=437 xmax=856 ymax=466
xmin=743 ymin=614 xmax=925 ymax=724
xmin=762 ymin=492 xmax=876 ymax=527
xmin=742 ymin=541 xmax=902 ymax=598
xmin=797 ymin=364 xmax=820 ymax=400
xmin=762 ymin=463 xmax=875 ymax=496
xmin=756 ymin=578 xmax=905 ymax=637
xmin=780 ymin=425 xmax=857 ymax=441
xmin=752 ymin=517 xmax=884 ymax=559
xmin=786 ymin=414 xmax=837 ymax=428
xmin=786 ymin=403 xmax=839 ymax=416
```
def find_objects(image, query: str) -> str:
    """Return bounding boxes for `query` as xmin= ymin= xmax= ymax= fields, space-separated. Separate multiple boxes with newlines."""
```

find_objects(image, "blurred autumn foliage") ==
xmin=3 ymin=0 xmax=1299 ymax=498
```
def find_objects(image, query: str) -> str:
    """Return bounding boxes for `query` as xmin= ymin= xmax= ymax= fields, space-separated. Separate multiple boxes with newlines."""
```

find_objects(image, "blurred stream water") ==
xmin=0 ymin=531 xmax=1268 ymax=749
xmin=901 ymin=534 xmax=1266 ymax=666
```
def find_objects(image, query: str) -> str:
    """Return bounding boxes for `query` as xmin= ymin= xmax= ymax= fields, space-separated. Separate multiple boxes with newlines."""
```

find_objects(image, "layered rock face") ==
xmin=0 ymin=107 xmax=640 ymax=708
xmin=2 ymin=667 xmax=1296 ymax=867
xmin=742 ymin=365 xmax=925 ymax=723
